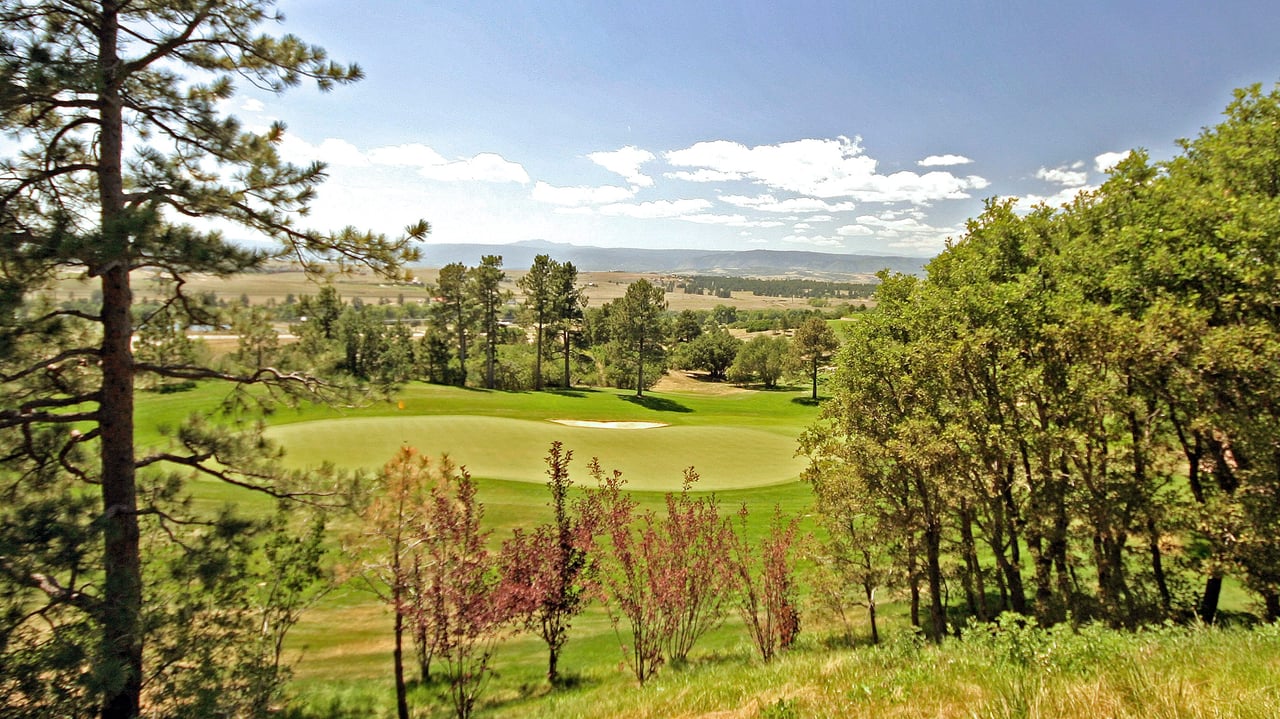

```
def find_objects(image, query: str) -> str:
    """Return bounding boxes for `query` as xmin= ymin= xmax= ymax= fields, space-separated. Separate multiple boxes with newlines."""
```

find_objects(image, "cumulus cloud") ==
xmin=834 ymin=212 xmax=961 ymax=253
xmin=532 ymin=181 xmax=636 ymax=206
xmin=240 ymin=98 xmax=265 ymax=113
xmin=278 ymin=136 xmax=370 ymax=167
xmin=718 ymin=194 xmax=856 ymax=213
xmin=781 ymin=233 xmax=844 ymax=248
xmin=835 ymin=225 xmax=873 ymax=237
xmin=1016 ymin=185 xmax=1097 ymax=210
xmin=1095 ymin=150 xmax=1131 ymax=173
xmin=665 ymin=169 xmax=746 ymax=182
xmin=678 ymin=214 xmax=786 ymax=228
xmin=598 ymin=198 xmax=713 ymax=219
xmin=414 ymin=152 xmax=530 ymax=183
xmin=664 ymin=136 xmax=989 ymax=203
xmin=917 ymin=154 xmax=973 ymax=167
xmin=588 ymin=146 xmax=656 ymax=187
xmin=1036 ymin=165 xmax=1088 ymax=187
xmin=279 ymin=138 xmax=529 ymax=183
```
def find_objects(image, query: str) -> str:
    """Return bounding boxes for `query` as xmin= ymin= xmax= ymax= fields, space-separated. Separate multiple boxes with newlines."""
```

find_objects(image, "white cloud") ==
xmin=781 ymin=233 xmax=844 ymax=248
xmin=1036 ymin=166 xmax=1088 ymax=187
xmin=278 ymin=138 xmax=529 ymax=183
xmin=415 ymin=152 xmax=530 ymax=183
xmin=807 ymin=214 xmax=834 ymax=223
xmin=835 ymin=224 xmax=874 ymax=237
xmin=834 ymin=212 xmax=961 ymax=253
xmin=1094 ymin=150 xmax=1131 ymax=173
xmin=917 ymin=154 xmax=973 ymax=167
xmin=664 ymin=169 xmax=746 ymax=182
xmin=665 ymin=136 xmax=989 ymax=203
xmin=793 ymin=222 xmax=813 ymax=230
xmin=718 ymin=194 xmax=856 ymax=213
xmin=367 ymin=143 xmax=447 ymax=168
xmin=277 ymin=136 xmax=370 ymax=167
xmin=678 ymin=213 xmax=786 ymax=228
xmin=598 ymin=198 xmax=713 ymax=219
xmin=588 ymin=146 xmax=656 ymax=187
xmin=532 ymin=181 xmax=636 ymax=206
xmin=241 ymin=98 xmax=265 ymax=113
xmin=1016 ymin=185 xmax=1097 ymax=210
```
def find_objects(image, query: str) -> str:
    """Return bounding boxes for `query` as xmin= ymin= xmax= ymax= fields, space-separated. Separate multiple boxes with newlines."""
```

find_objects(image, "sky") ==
xmin=225 ymin=0 xmax=1280 ymax=258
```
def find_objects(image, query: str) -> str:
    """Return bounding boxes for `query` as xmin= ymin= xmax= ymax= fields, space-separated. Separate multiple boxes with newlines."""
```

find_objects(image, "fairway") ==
xmin=268 ymin=414 xmax=807 ymax=491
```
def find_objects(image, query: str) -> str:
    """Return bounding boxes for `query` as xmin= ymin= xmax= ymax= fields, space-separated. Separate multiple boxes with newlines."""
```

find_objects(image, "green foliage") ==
xmin=730 ymin=334 xmax=790 ymax=388
xmin=672 ymin=326 xmax=741 ymax=380
xmin=803 ymin=81 xmax=1280 ymax=640
xmin=608 ymin=279 xmax=669 ymax=396
xmin=0 ymin=1 xmax=423 ymax=715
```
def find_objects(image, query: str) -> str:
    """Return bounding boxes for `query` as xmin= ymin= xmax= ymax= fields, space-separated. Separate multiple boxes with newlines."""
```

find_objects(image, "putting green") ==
xmin=267 ymin=415 xmax=807 ymax=491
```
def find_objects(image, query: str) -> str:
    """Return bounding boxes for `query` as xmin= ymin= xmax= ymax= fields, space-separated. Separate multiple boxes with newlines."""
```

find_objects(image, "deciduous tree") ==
xmin=791 ymin=316 xmax=839 ymax=400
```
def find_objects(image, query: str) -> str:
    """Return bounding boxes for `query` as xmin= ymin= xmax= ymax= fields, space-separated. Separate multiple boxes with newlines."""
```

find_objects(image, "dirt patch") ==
xmin=548 ymin=419 xmax=669 ymax=429
xmin=651 ymin=370 xmax=751 ymax=396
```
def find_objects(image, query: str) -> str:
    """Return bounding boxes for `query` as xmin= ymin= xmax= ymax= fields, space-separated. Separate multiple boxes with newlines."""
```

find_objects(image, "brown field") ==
xmin=51 ymin=266 xmax=867 ymax=313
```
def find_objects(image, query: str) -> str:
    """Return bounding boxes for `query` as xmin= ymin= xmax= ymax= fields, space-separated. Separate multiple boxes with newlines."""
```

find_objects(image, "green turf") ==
xmin=267 ymin=415 xmax=807 ymax=491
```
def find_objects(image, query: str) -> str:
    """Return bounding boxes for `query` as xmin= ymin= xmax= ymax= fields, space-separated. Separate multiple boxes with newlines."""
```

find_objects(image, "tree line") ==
xmin=802 ymin=83 xmax=1280 ymax=643
xmin=255 ymin=259 xmax=845 ymax=397
xmin=680 ymin=275 xmax=878 ymax=300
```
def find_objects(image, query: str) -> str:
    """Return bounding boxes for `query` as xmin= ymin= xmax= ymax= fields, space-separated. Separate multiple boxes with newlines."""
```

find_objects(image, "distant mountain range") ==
xmin=418 ymin=240 xmax=926 ymax=280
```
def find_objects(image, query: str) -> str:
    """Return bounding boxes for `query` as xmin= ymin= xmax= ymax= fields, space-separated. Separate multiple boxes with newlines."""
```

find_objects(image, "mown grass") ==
xmin=136 ymin=381 xmax=1279 ymax=718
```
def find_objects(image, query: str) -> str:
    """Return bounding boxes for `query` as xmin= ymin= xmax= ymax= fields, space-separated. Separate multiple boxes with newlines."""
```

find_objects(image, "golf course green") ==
xmin=268 ymin=414 xmax=807 ymax=491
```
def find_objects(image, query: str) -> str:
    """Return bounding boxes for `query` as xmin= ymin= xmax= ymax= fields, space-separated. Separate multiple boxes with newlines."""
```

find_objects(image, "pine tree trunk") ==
xmin=98 ymin=5 xmax=144 ymax=716
xmin=100 ymin=263 xmax=142 ymax=719
xmin=636 ymin=336 xmax=645 ymax=396
xmin=533 ymin=315 xmax=544 ymax=390
xmin=562 ymin=330 xmax=572 ymax=388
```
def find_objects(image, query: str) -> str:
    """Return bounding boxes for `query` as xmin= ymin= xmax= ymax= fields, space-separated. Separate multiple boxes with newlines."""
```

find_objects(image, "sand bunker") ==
xmin=549 ymin=419 xmax=669 ymax=430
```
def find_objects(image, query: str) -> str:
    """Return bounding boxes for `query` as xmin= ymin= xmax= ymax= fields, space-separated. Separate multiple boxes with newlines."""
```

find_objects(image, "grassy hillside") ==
xmin=134 ymin=380 xmax=1279 ymax=719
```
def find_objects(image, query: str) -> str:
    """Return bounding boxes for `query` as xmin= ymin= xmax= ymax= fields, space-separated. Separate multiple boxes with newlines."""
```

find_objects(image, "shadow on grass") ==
xmin=792 ymin=396 xmax=822 ymax=407
xmin=492 ymin=671 xmax=604 ymax=715
xmin=619 ymin=393 xmax=693 ymax=413
xmin=544 ymin=387 xmax=599 ymax=399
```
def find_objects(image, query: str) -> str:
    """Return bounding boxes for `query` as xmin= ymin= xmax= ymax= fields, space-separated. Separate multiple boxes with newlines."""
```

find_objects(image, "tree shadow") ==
xmin=545 ymin=387 xmax=598 ymax=399
xmin=619 ymin=393 xmax=693 ymax=413
xmin=792 ymin=396 xmax=822 ymax=407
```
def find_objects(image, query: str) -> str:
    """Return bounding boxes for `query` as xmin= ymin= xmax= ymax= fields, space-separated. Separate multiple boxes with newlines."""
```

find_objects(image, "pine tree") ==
xmin=0 ymin=3 xmax=425 ymax=716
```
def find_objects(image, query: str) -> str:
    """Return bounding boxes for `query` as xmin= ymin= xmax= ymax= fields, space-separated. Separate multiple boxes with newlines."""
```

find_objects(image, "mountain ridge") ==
xmin=418 ymin=240 xmax=927 ymax=279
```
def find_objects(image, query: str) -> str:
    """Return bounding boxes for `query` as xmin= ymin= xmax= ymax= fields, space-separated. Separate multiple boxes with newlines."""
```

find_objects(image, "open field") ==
xmin=50 ymin=267 xmax=852 ymax=313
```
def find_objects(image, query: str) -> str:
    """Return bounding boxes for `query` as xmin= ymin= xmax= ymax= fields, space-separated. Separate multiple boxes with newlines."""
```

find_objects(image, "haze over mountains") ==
xmin=419 ymin=239 xmax=926 ymax=280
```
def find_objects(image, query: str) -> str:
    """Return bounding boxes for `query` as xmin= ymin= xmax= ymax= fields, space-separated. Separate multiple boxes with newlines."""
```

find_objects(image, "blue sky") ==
xmin=231 ymin=0 xmax=1280 ymax=257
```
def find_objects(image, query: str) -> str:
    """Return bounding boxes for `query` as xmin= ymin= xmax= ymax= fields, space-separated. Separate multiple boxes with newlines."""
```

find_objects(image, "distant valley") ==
xmin=418 ymin=239 xmax=926 ymax=280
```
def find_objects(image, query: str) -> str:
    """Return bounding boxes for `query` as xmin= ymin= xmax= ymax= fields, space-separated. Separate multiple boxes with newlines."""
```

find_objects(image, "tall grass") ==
xmin=280 ymin=621 xmax=1280 ymax=718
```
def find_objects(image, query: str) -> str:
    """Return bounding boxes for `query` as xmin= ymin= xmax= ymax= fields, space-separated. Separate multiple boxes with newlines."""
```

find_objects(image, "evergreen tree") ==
xmin=519 ymin=254 xmax=554 ymax=390
xmin=470 ymin=255 xmax=508 ymax=390
xmin=609 ymin=279 xmax=667 ymax=396
xmin=433 ymin=262 xmax=473 ymax=386
xmin=550 ymin=260 xmax=586 ymax=388
xmin=0 ymin=3 xmax=425 ymax=716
